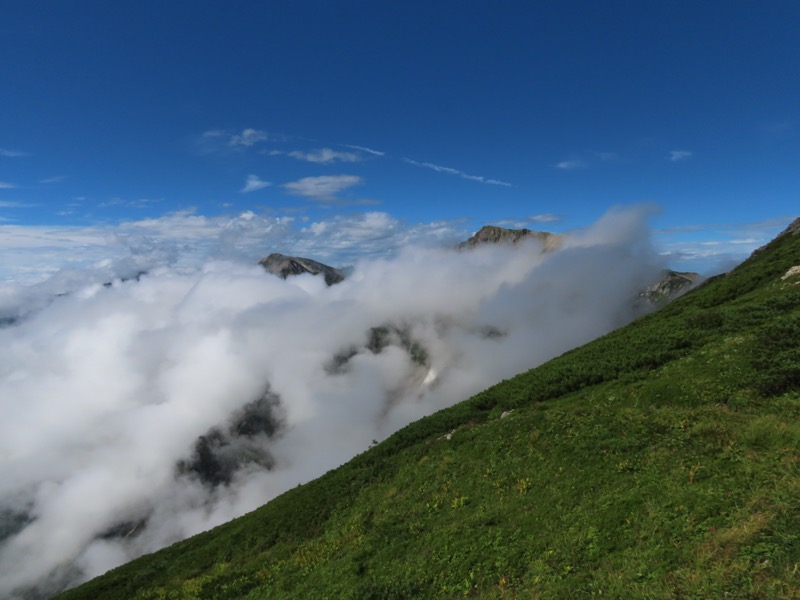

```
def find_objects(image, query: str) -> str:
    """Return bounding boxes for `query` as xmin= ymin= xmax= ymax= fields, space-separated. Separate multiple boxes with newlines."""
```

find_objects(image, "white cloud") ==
xmin=282 ymin=175 xmax=362 ymax=200
xmin=0 ymin=207 xmax=670 ymax=598
xmin=0 ymin=201 xmax=36 ymax=208
xmin=99 ymin=198 xmax=159 ymax=209
xmin=0 ymin=149 xmax=29 ymax=158
xmin=296 ymin=212 xmax=460 ymax=259
xmin=288 ymin=148 xmax=361 ymax=164
xmin=240 ymin=175 xmax=272 ymax=193
xmin=343 ymin=144 xmax=385 ymax=157
xmin=491 ymin=215 xmax=561 ymax=229
xmin=0 ymin=210 xmax=468 ymax=287
xmin=403 ymin=158 xmax=512 ymax=186
xmin=529 ymin=213 xmax=561 ymax=223
xmin=669 ymin=150 xmax=692 ymax=162
xmin=40 ymin=176 xmax=65 ymax=184
xmin=554 ymin=159 xmax=586 ymax=170
xmin=228 ymin=128 xmax=269 ymax=147
xmin=195 ymin=129 xmax=276 ymax=155
xmin=654 ymin=216 xmax=795 ymax=274
xmin=0 ymin=182 xmax=16 ymax=189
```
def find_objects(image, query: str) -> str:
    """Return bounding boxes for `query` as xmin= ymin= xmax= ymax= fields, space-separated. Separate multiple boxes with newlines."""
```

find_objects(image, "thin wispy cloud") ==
xmin=654 ymin=216 xmax=795 ymax=274
xmin=288 ymin=148 xmax=361 ymax=164
xmin=554 ymin=159 xmax=586 ymax=170
xmin=343 ymin=144 xmax=386 ymax=157
xmin=98 ymin=197 xmax=159 ymax=209
xmin=241 ymin=174 xmax=272 ymax=193
xmin=283 ymin=175 xmax=362 ymax=200
xmin=530 ymin=213 xmax=561 ymax=223
xmin=0 ymin=182 xmax=16 ymax=189
xmin=595 ymin=152 xmax=617 ymax=161
xmin=491 ymin=214 xmax=561 ymax=229
xmin=195 ymin=129 xmax=279 ymax=155
xmin=403 ymin=158 xmax=512 ymax=187
xmin=656 ymin=216 xmax=793 ymax=237
xmin=40 ymin=176 xmax=65 ymax=184
xmin=229 ymin=128 xmax=269 ymax=147
xmin=669 ymin=150 xmax=692 ymax=162
xmin=594 ymin=151 xmax=622 ymax=162
xmin=0 ymin=201 xmax=36 ymax=208
xmin=228 ymin=129 xmax=267 ymax=147
xmin=0 ymin=148 xmax=29 ymax=158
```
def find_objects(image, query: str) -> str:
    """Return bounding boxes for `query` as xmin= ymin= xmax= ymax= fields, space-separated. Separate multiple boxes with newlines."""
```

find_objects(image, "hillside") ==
xmin=59 ymin=219 xmax=800 ymax=599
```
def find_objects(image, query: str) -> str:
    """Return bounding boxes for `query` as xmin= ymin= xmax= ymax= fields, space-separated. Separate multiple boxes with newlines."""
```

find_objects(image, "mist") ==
xmin=0 ymin=206 xmax=667 ymax=598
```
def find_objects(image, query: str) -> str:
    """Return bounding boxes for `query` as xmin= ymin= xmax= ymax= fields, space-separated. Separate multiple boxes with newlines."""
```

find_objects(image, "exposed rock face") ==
xmin=177 ymin=390 xmax=283 ymax=489
xmin=259 ymin=253 xmax=344 ymax=286
xmin=639 ymin=270 xmax=700 ymax=304
xmin=458 ymin=225 xmax=562 ymax=251
xmin=782 ymin=265 xmax=800 ymax=281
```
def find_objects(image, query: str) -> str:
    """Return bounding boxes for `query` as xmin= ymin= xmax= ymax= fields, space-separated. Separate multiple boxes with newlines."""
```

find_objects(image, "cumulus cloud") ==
xmin=240 ymin=174 xmax=271 ymax=193
xmin=288 ymin=148 xmax=361 ymax=164
xmin=0 ymin=210 xmax=468 ymax=287
xmin=669 ymin=150 xmax=692 ymax=162
xmin=282 ymin=175 xmax=362 ymax=200
xmin=0 ymin=206 xmax=666 ymax=598
xmin=403 ymin=158 xmax=512 ymax=187
xmin=0 ymin=211 xmax=279 ymax=289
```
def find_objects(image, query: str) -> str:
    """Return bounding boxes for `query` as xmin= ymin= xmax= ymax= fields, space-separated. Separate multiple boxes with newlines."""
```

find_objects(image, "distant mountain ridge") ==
xmin=257 ymin=226 xmax=699 ymax=304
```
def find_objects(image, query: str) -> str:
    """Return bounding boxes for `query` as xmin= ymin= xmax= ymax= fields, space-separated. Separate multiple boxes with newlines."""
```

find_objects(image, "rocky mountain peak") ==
xmin=258 ymin=253 xmax=344 ymax=286
xmin=638 ymin=270 xmax=700 ymax=304
xmin=458 ymin=225 xmax=562 ymax=251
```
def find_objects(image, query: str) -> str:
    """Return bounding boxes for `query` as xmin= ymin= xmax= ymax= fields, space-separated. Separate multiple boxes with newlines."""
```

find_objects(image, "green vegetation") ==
xmin=59 ymin=224 xmax=800 ymax=599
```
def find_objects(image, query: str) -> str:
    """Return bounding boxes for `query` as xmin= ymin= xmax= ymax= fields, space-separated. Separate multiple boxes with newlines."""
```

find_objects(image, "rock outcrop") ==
xmin=458 ymin=225 xmax=562 ymax=252
xmin=638 ymin=270 xmax=700 ymax=304
xmin=259 ymin=253 xmax=344 ymax=286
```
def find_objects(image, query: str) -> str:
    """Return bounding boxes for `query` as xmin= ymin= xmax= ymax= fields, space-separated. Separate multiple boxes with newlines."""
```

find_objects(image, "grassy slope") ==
xmin=59 ymin=225 xmax=800 ymax=599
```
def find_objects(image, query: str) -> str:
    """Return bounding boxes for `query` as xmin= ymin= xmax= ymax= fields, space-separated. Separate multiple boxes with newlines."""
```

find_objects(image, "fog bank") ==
xmin=0 ymin=207 xmax=666 ymax=598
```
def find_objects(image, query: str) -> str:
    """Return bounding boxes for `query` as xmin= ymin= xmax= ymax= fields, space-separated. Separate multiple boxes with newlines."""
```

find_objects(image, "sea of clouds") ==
xmin=0 ymin=206 xmax=668 ymax=598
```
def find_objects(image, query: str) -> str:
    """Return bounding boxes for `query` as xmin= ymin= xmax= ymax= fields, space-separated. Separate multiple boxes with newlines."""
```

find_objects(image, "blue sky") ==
xmin=1 ymin=1 xmax=798 ymax=282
